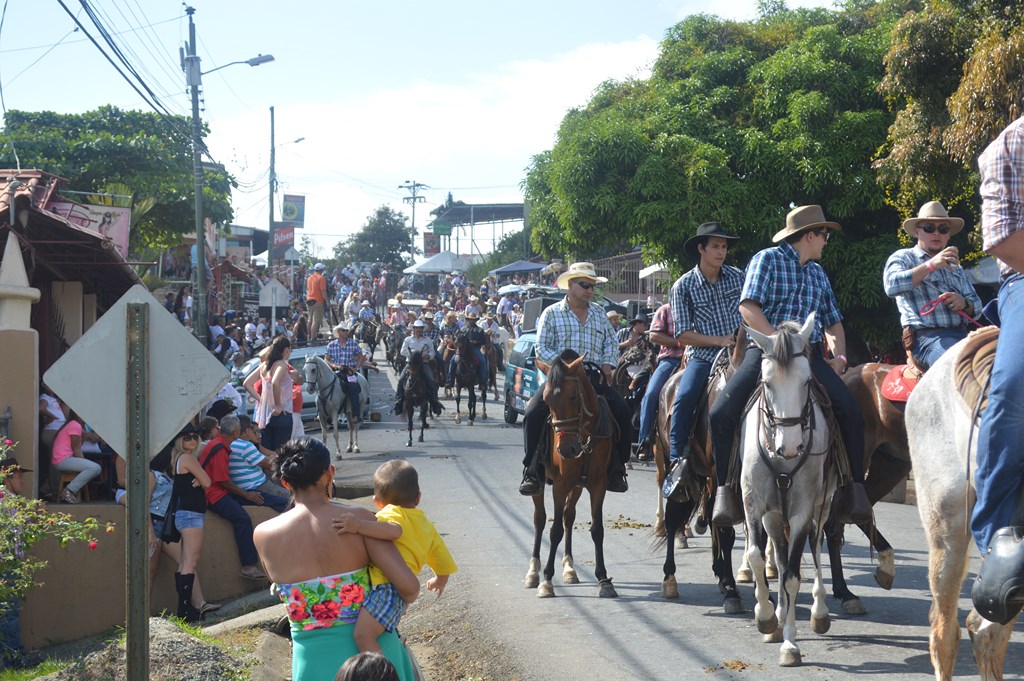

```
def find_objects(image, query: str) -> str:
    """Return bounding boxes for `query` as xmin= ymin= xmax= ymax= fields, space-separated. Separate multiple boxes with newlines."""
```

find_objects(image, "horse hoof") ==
xmin=765 ymin=565 xmax=779 ymax=579
xmin=723 ymin=596 xmax=744 ymax=615
xmin=756 ymin=614 xmax=779 ymax=635
xmin=684 ymin=524 xmax=694 ymax=538
xmin=661 ymin=576 xmax=679 ymax=599
xmin=679 ymin=536 xmax=689 ymax=550
xmin=468 ymin=420 xmax=474 ymax=426
xmin=537 ymin=582 xmax=555 ymax=598
xmin=811 ymin=614 xmax=831 ymax=634
xmin=736 ymin=567 xmax=753 ymax=584
xmin=763 ymin=627 xmax=784 ymax=644
xmin=455 ymin=416 xmax=461 ymax=424
xmin=778 ymin=646 xmax=802 ymax=667
xmin=418 ymin=435 xmax=424 ymax=443
xmin=345 ymin=446 xmax=353 ymax=453
xmin=562 ymin=570 xmax=579 ymax=585
xmin=353 ymin=446 xmax=360 ymax=453
xmin=875 ymin=548 xmax=895 ymax=590
xmin=841 ymin=598 xmax=867 ymax=616
xmin=406 ymin=441 xmax=412 ymax=447
xmin=598 ymin=580 xmax=617 ymax=598
xmin=335 ymin=454 xmax=344 ymax=461
xmin=525 ymin=574 xmax=539 ymax=589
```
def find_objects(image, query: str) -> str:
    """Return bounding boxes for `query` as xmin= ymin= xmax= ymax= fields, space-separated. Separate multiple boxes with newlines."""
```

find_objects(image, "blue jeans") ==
xmin=913 ymin=327 xmax=968 ymax=371
xmin=0 ymin=577 xmax=24 ymax=669
xmin=669 ymin=357 xmax=714 ymax=463
xmin=207 ymin=495 xmax=259 ymax=566
xmin=235 ymin=491 xmax=290 ymax=514
xmin=637 ymin=357 xmax=681 ymax=446
xmin=973 ymin=274 xmax=1024 ymax=553
xmin=338 ymin=372 xmax=361 ymax=413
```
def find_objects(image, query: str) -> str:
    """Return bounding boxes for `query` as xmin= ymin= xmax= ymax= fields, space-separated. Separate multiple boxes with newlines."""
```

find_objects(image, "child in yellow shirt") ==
xmin=332 ymin=459 xmax=457 ymax=653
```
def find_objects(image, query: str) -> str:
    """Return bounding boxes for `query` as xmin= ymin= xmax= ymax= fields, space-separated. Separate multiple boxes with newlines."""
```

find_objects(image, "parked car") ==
xmin=503 ymin=332 xmax=545 ymax=424
xmin=231 ymin=341 xmax=370 ymax=424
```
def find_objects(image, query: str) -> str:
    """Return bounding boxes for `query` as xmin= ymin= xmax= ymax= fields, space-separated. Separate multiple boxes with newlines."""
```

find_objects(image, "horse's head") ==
xmin=302 ymin=356 xmax=320 ymax=394
xmin=409 ymin=349 xmax=423 ymax=371
xmin=747 ymin=312 xmax=815 ymax=458
xmin=538 ymin=350 xmax=592 ymax=460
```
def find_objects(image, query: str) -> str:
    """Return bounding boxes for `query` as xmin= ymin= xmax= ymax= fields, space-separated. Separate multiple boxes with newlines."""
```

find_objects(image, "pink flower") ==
xmin=88 ymin=541 xmax=98 ymax=551
xmin=3 ymin=439 xmax=12 ymax=446
xmin=311 ymin=600 xmax=341 ymax=622
xmin=286 ymin=602 xmax=308 ymax=622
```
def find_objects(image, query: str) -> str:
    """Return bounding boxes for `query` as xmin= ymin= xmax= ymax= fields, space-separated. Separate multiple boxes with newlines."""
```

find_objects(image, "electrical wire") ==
xmin=0 ymin=0 xmax=20 ymax=170
xmin=0 ymin=15 xmax=177 ymax=54
xmin=2 ymin=25 xmax=79 ymax=89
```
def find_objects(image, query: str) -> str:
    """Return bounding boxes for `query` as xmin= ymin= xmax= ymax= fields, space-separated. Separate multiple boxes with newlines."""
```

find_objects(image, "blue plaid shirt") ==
xmin=669 ymin=264 xmax=744 ymax=362
xmin=536 ymin=299 xmax=618 ymax=367
xmin=423 ymin=324 xmax=440 ymax=343
xmin=741 ymin=241 xmax=842 ymax=344
xmin=883 ymin=245 xmax=982 ymax=329
xmin=980 ymin=116 xmax=1024 ymax=277
xmin=325 ymin=338 xmax=363 ymax=368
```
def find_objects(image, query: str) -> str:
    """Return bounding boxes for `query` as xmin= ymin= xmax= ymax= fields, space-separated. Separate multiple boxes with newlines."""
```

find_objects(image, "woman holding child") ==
xmin=253 ymin=438 xmax=419 ymax=680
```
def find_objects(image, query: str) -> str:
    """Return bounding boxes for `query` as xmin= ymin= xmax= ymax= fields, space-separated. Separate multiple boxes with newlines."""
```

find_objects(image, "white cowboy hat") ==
xmin=333 ymin=323 xmax=350 ymax=334
xmin=772 ymin=205 xmax=842 ymax=244
xmin=606 ymin=310 xmax=622 ymax=320
xmin=555 ymin=262 xmax=608 ymax=290
xmin=412 ymin=319 xmax=425 ymax=328
xmin=360 ymin=299 xmax=370 ymax=306
xmin=902 ymin=201 xmax=965 ymax=238
xmin=423 ymin=311 xmax=435 ymax=320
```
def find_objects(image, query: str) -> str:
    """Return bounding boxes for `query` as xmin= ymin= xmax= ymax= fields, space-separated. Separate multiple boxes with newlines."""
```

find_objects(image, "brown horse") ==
xmin=484 ymin=342 xmax=500 ymax=401
xmin=823 ymin=362 xmax=911 ymax=612
xmin=652 ymin=344 xmax=744 ymax=611
xmin=524 ymin=350 xmax=617 ymax=599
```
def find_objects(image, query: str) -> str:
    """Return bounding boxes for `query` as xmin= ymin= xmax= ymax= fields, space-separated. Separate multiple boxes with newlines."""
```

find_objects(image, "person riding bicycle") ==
xmin=519 ymin=262 xmax=632 ymax=495
xmin=447 ymin=311 xmax=488 ymax=388
xmin=323 ymin=323 xmax=364 ymax=423
xmin=394 ymin=320 xmax=445 ymax=416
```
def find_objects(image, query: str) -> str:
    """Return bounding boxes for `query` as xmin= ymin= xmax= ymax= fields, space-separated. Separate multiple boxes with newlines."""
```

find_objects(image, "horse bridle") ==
xmin=548 ymin=374 xmax=597 ymax=459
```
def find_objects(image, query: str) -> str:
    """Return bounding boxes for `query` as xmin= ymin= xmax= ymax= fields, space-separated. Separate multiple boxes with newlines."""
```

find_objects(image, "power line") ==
xmin=0 ymin=14 xmax=177 ymax=54
xmin=0 ymin=0 xmax=20 ymax=170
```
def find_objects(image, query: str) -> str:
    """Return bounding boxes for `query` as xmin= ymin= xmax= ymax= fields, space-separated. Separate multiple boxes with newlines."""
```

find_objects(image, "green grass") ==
xmin=0 ymin=658 xmax=69 ymax=681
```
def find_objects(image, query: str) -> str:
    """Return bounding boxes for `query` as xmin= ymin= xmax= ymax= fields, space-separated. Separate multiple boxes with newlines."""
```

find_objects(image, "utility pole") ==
xmin=184 ymin=6 xmax=208 ymax=350
xmin=399 ymin=180 xmax=428 ymax=261
xmin=268 ymin=106 xmax=276 ymax=278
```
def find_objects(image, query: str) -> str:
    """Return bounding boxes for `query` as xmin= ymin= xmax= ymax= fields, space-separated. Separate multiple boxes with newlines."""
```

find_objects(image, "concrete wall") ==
xmin=19 ymin=503 xmax=277 ymax=650
xmin=0 ymin=328 xmax=39 ymax=493
xmin=51 ymin=282 xmax=84 ymax=345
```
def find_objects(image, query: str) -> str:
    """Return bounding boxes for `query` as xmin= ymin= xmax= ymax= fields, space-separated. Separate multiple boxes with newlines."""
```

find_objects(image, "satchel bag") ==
xmin=159 ymin=490 xmax=182 ymax=544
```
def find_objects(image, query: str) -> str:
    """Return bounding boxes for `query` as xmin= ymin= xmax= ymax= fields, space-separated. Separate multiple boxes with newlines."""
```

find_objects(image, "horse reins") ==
xmin=549 ymin=375 xmax=598 ymax=468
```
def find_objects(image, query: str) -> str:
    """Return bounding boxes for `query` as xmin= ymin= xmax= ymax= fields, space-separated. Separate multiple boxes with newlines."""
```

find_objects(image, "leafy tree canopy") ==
xmin=1 ymin=106 xmax=235 ymax=253
xmin=332 ymin=205 xmax=418 ymax=272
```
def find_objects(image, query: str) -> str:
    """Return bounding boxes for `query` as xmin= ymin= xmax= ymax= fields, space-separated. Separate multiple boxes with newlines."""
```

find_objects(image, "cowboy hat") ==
xmin=412 ymin=319 xmax=425 ymax=328
xmin=555 ymin=262 xmax=608 ymax=290
xmin=445 ymin=311 xmax=458 ymax=320
xmin=903 ymin=201 xmax=965 ymax=238
xmin=606 ymin=310 xmax=622 ymax=320
xmin=387 ymin=298 xmax=397 ymax=307
xmin=629 ymin=313 xmax=650 ymax=326
xmin=333 ymin=322 xmax=351 ymax=334
xmin=360 ymin=299 xmax=370 ymax=306
xmin=465 ymin=310 xmax=480 ymax=320
xmin=423 ymin=311 xmax=435 ymax=320
xmin=683 ymin=222 xmax=740 ymax=261
xmin=469 ymin=295 xmax=479 ymax=302
xmin=485 ymin=311 xmax=495 ymax=319
xmin=0 ymin=456 xmax=31 ymax=473
xmin=772 ymin=205 xmax=842 ymax=243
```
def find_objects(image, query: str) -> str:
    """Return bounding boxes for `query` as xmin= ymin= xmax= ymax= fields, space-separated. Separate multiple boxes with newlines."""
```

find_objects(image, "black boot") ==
xmin=519 ymin=467 xmax=541 ymax=496
xmin=836 ymin=482 xmax=872 ymax=525
xmin=175 ymin=572 xmax=202 ymax=623
xmin=607 ymin=461 xmax=629 ymax=493
xmin=662 ymin=459 xmax=690 ymax=502
xmin=711 ymin=486 xmax=744 ymax=527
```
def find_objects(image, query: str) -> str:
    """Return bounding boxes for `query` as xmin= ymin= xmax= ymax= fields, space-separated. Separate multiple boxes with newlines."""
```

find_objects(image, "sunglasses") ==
xmin=919 ymin=223 xmax=951 ymax=235
xmin=575 ymin=281 xmax=596 ymax=290
xmin=181 ymin=433 xmax=199 ymax=441
xmin=812 ymin=229 xmax=830 ymax=243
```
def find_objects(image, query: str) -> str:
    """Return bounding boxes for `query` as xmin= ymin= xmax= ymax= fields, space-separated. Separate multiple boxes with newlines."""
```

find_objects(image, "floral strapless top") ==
xmin=275 ymin=567 xmax=369 ymax=631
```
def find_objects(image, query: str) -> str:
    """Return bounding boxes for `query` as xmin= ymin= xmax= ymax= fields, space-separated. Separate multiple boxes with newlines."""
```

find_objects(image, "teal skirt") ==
xmin=291 ymin=622 xmax=415 ymax=681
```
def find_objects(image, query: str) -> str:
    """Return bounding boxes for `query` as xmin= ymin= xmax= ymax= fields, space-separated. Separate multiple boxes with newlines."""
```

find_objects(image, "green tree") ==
xmin=332 ymin=205 xmax=417 ymax=271
xmin=0 ymin=106 xmax=235 ymax=253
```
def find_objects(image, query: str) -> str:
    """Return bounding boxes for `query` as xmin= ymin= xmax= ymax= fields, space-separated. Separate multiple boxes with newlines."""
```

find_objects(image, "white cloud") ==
xmin=209 ymin=35 xmax=659 ymax=257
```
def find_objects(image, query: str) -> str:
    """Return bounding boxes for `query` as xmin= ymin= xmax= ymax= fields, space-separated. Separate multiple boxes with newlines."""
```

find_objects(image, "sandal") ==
xmin=199 ymin=601 xmax=223 ymax=615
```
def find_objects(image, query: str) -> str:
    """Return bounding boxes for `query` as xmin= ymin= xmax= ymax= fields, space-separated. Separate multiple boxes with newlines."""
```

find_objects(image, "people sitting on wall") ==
xmin=51 ymin=410 xmax=102 ymax=504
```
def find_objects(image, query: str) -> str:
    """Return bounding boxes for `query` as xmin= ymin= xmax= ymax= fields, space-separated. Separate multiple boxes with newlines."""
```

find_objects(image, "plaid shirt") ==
xmin=422 ymin=324 xmax=440 ymax=343
xmin=325 ymin=338 xmax=363 ymax=368
xmin=536 ymin=299 xmax=617 ymax=367
xmin=670 ymin=264 xmax=744 ymax=362
xmin=883 ymin=245 xmax=982 ymax=329
xmin=980 ymin=115 xmax=1024 ymax=277
xmin=650 ymin=303 xmax=684 ymax=361
xmin=741 ymin=241 xmax=842 ymax=344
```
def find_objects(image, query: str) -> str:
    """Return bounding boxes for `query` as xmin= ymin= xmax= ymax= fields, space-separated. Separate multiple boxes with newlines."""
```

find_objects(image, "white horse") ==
xmin=303 ymin=355 xmax=369 ymax=458
xmin=904 ymin=335 xmax=1019 ymax=681
xmin=741 ymin=313 xmax=837 ymax=667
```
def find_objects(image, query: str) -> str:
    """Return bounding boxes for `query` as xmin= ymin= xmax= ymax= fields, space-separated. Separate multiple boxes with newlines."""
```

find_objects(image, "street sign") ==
xmin=432 ymin=220 xmax=452 ymax=236
xmin=259 ymin=279 xmax=290 ymax=307
xmin=43 ymin=285 xmax=229 ymax=459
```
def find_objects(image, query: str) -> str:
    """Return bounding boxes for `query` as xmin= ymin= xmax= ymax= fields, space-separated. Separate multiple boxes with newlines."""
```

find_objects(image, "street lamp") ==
xmin=183 ymin=6 xmax=273 ymax=349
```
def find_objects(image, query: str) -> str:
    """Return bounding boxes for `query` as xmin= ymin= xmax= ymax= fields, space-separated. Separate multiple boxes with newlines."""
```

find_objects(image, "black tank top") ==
xmin=173 ymin=455 xmax=207 ymax=513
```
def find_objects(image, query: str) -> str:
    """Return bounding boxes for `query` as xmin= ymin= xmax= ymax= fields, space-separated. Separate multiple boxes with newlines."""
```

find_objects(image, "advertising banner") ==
xmin=48 ymin=201 xmax=132 ymax=257
xmin=272 ymin=223 xmax=294 ymax=259
xmin=424 ymin=232 xmax=440 ymax=256
xmin=281 ymin=194 xmax=305 ymax=228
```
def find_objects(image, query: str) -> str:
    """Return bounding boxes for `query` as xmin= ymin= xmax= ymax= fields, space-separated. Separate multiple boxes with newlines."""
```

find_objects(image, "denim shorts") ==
xmin=151 ymin=516 xmax=165 ymax=538
xmin=174 ymin=509 xmax=205 ymax=530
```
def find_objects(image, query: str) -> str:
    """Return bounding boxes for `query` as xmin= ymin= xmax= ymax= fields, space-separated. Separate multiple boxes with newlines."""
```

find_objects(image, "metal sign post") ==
xmin=126 ymin=303 xmax=150 ymax=679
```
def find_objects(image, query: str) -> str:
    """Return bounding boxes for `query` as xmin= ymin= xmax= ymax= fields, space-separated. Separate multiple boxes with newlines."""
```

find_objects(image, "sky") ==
xmin=0 ymin=0 xmax=833 ymax=262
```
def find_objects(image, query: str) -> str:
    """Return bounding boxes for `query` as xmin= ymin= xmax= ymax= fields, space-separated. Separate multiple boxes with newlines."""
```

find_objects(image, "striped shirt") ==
xmin=536 ymin=299 xmax=618 ymax=367
xmin=670 ymin=264 xmax=744 ymax=362
xmin=228 ymin=439 xmax=266 ymax=491
xmin=883 ymin=245 xmax=982 ymax=329
xmin=741 ymin=241 xmax=842 ymax=344
xmin=650 ymin=303 xmax=684 ymax=361
xmin=980 ymin=115 xmax=1024 ymax=277
xmin=325 ymin=338 xmax=363 ymax=368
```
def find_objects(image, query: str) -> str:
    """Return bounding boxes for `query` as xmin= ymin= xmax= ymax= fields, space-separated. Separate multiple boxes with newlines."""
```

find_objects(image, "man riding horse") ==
xmin=323 ymin=322 xmax=364 ymax=424
xmin=661 ymin=222 xmax=744 ymax=501
xmin=519 ymin=262 xmax=632 ymax=495
xmin=394 ymin=319 xmax=445 ymax=416
xmin=447 ymin=311 xmax=488 ymax=389
xmin=708 ymin=205 xmax=872 ymax=527
xmin=883 ymin=201 xmax=982 ymax=372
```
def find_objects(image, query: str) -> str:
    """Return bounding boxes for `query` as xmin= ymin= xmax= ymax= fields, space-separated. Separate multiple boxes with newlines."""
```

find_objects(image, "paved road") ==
xmin=321 ymin=359 xmax=1024 ymax=680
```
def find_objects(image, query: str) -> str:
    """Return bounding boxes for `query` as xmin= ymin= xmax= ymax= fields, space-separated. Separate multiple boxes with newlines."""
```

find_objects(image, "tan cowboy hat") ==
xmin=405 ymin=310 xmax=417 ymax=318
xmin=333 ymin=323 xmax=350 ymax=335
xmin=902 ymin=201 xmax=964 ymax=238
xmin=469 ymin=295 xmax=479 ymax=302
xmin=423 ymin=311 xmax=435 ymax=320
xmin=772 ymin=205 xmax=842 ymax=243
xmin=465 ymin=310 xmax=480 ymax=320
xmin=485 ymin=311 xmax=495 ymax=320
xmin=555 ymin=262 xmax=608 ymax=289
xmin=445 ymin=311 xmax=458 ymax=321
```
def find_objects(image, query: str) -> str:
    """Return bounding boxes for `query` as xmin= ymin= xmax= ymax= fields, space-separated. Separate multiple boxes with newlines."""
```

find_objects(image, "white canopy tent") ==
xmin=639 ymin=263 xmax=671 ymax=281
xmin=403 ymin=250 xmax=476 ymax=275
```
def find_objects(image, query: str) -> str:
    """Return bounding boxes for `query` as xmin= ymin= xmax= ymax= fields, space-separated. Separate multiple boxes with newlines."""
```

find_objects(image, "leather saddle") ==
xmin=881 ymin=365 xmax=920 ymax=403
xmin=953 ymin=325 xmax=999 ymax=414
